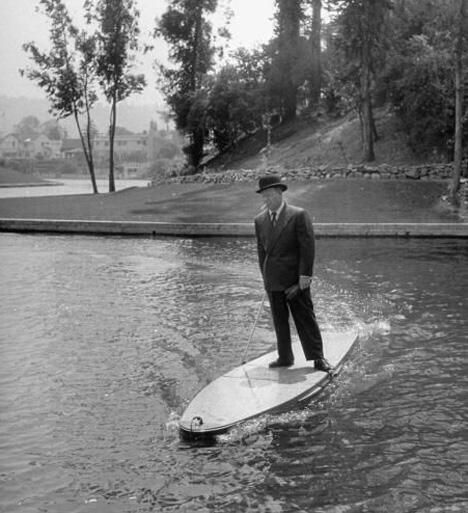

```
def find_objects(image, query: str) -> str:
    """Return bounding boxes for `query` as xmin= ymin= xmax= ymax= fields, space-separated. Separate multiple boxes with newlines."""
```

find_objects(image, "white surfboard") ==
xmin=179 ymin=331 xmax=358 ymax=439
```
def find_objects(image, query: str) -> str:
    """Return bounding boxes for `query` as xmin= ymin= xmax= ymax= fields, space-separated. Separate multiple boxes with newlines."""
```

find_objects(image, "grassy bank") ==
xmin=0 ymin=179 xmax=460 ymax=224
xmin=0 ymin=166 xmax=52 ymax=186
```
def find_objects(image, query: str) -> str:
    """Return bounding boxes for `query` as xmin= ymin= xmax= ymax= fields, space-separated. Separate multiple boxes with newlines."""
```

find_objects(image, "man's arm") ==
xmin=297 ymin=209 xmax=315 ymax=278
xmin=254 ymin=219 xmax=266 ymax=272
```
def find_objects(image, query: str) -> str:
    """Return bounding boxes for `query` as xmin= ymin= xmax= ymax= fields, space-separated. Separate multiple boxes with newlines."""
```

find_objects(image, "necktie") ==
xmin=271 ymin=212 xmax=277 ymax=226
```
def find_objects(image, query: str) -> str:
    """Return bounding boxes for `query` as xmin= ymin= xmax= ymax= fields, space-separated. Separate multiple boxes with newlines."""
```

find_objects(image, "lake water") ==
xmin=0 ymin=235 xmax=467 ymax=512
xmin=0 ymin=178 xmax=150 ymax=198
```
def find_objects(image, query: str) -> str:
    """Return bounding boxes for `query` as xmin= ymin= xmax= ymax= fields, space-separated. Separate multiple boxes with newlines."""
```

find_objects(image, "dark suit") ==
xmin=254 ymin=203 xmax=324 ymax=362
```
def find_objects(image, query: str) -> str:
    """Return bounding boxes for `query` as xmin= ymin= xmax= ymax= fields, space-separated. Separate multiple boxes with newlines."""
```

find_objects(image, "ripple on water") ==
xmin=0 ymin=235 xmax=467 ymax=512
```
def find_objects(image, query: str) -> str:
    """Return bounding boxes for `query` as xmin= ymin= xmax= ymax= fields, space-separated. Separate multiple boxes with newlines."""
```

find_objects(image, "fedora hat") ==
xmin=256 ymin=175 xmax=288 ymax=193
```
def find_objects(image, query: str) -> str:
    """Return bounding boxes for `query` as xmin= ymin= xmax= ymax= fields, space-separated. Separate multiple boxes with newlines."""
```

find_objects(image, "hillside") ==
xmin=206 ymin=107 xmax=443 ymax=171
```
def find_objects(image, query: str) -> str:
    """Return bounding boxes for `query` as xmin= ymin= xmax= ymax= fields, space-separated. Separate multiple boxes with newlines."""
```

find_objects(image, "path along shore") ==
xmin=0 ymin=179 xmax=467 ymax=237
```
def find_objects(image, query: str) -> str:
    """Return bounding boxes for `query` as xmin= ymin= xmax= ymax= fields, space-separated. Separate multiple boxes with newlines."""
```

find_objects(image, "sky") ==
xmin=0 ymin=0 xmax=275 ymax=105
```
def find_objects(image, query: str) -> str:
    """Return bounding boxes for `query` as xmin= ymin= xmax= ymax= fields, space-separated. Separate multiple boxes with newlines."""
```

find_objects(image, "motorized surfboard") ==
xmin=179 ymin=330 xmax=358 ymax=440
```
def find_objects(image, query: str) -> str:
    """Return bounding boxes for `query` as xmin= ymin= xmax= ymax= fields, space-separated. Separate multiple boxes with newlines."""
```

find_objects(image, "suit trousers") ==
xmin=268 ymin=288 xmax=324 ymax=362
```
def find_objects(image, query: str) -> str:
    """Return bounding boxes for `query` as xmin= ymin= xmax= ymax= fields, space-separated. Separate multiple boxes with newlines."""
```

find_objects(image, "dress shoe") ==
xmin=314 ymin=358 xmax=332 ymax=372
xmin=269 ymin=359 xmax=294 ymax=368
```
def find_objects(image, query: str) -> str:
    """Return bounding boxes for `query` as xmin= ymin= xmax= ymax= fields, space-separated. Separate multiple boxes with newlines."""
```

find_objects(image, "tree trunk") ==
xmin=74 ymin=109 xmax=98 ymax=194
xmin=277 ymin=0 xmax=301 ymax=121
xmin=449 ymin=0 xmax=467 ymax=203
xmin=108 ymin=94 xmax=117 ymax=193
xmin=85 ymin=97 xmax=98 ymax=194
xmin=361 ymin=70 xmax=374 ymax=161
xmin=190 ymin=127 xmax=205 ymax=169
xmin=360 ymin=3 xmax=375 ymax=162
xmin=191 ymin=4 xmax=203 ymax=91
xmin=309 ymin=0 xmax=322 ymax=108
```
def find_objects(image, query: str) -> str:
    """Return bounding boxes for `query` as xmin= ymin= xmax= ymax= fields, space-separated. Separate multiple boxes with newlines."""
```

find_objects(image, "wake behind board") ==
xmin=179 ymin=330 xmax=358 ymax=440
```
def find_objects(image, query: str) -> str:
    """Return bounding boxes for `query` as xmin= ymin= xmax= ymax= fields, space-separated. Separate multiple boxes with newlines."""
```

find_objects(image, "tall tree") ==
xmin=156 ymin=0 xmax=218 ymax=170
xmin=360 ymin=0 xmax=374 ymax=161
xmin=450 ymin=0 xmax=468 ymax=203
xmin=22 ymin=0 xmax=99 ymax=193
xmin=86 ymin=0 xmax=146 ymax=192
xmin=331 ymin=0 xmax=391 ymax=161
xmin=272 ymin=0 xmax=303 ymax=120
xmin=308 ymin=0 xmax=322 ymax=108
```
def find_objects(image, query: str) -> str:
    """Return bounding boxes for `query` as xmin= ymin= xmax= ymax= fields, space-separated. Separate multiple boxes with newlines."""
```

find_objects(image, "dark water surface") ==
xmin=1 ymin=234 xmax=466 ymax=513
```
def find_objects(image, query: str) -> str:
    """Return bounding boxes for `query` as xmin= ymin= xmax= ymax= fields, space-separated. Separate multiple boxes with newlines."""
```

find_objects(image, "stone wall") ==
xmin=152 ymin=163 xmax=461 ymax=186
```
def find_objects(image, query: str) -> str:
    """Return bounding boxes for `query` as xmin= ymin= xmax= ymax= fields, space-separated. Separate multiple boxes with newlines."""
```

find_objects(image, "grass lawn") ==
xmin=0 ymin=179 xmax=459 ymax=224
xmin=0 ymin=166 xmax=51 ymax=186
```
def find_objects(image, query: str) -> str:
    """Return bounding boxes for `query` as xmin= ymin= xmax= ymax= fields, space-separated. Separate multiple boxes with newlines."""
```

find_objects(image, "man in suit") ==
xmin=254 ymin=175 xmax=331 ymax=372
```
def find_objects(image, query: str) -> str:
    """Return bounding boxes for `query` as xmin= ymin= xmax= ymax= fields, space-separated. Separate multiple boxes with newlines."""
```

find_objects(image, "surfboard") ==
xmin=179 ymin=330 xmax=358 ymax=440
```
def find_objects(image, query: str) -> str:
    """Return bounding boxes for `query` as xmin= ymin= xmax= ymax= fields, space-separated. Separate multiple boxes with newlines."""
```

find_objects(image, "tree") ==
xmin=86 ymin=0 xmax=146 ymax=192
xmin=15 ymin=116 xmax=41 ymax=140
xmin=449 ymin=0 xmax=468 ymax=202
xmin=41 ymin=119 xmax=66 ymax=140
xmin=22 ymin=0 xmax=99 ymax=193
xmin=307 ymin=0 xmax=322 ymax=109
xmin=271 ymin=0 xmax=303 ymax=121
xmin=330 ymin=0 xmax=391 ymax=161
xmin=156 ymin=0 xmax=219 ymax=170
xmin=157 ymin=110 xmax=172 ymax=132
xmin=382 ymin=0 xmax=468 ymax=165
xmin=206 ymin=51 xmax=267 ymax=152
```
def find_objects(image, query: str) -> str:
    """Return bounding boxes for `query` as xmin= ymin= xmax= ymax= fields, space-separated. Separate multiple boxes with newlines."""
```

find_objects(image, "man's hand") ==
xmin=299 ymin=275 xmax=312 ymax=289
xmin=285 ymin=284 xmax=300 ymax=301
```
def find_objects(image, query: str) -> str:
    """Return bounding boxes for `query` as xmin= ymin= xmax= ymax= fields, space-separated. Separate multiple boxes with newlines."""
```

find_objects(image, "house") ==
xmin=0 ymin=132 xmax=62 ymax=159
xmin=93 ymin=132 xmax=147 ymax=162
xmin=0 ymin=134 xmax=22 ymax=158
xmin=23 ymin=133 xmax=61 ymax=159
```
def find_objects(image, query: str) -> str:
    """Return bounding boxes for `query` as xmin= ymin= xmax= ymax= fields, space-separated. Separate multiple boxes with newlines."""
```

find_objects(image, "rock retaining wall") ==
xmin=153 ymin=163 xmax=461 ymax=186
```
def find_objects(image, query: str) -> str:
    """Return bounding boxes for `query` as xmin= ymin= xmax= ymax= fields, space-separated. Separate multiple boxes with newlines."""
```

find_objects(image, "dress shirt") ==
xmin=269 ymin=201 xmax=285 ymax=222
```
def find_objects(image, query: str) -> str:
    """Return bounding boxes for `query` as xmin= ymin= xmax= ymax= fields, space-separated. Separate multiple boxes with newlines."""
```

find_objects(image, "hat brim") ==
xmin=256 ymin=183 xmax=288 ymax=194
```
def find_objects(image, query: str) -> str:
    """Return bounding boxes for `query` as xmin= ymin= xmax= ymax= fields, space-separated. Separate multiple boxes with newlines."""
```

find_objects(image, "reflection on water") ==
xmin=0 ymin=178 xmax=150 ymax=198
xmin=0 ymin=235 xmax=467 ymax=512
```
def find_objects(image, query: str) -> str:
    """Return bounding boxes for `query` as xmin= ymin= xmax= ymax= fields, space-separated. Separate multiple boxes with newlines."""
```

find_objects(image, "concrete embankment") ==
xmin=1 ymin=218 xmax=467 ymax=238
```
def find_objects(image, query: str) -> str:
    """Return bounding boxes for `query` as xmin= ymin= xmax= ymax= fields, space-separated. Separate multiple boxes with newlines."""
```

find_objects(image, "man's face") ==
xmin=260 ymin=187 xmax=283 ymax=212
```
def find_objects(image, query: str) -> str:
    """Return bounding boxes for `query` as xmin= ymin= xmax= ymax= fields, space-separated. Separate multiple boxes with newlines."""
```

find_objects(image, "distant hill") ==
xmin=0 ymin=95 xmax=168 ymax=137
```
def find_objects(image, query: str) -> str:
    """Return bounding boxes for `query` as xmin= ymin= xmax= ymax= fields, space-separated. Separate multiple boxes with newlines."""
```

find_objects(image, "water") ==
xmin=0 ymin=235 xmax=466 ymax=512
xmin=0 ymin=178 xmax=150 ymax=198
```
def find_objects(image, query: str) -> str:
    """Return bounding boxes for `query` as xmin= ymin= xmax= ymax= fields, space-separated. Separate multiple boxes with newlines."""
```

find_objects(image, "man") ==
xmin=254 ymin=175 xmax=331 ymax=372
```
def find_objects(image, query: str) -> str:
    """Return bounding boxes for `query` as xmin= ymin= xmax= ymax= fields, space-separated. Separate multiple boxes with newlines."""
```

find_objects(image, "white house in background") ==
xmin=0 ymin=133 xmax=62 ymax=159
xmin=23 ymin=134 xmax=62 ymax=159
xmin=0 ymin=133 xmax=22 ymax=158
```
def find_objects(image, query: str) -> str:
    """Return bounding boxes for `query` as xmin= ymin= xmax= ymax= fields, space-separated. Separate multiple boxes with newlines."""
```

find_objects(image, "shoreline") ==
xmin=1 ymin=218 xmax=467 ymax=238
xmin=0 ymin=181 xmax=63 ymax=188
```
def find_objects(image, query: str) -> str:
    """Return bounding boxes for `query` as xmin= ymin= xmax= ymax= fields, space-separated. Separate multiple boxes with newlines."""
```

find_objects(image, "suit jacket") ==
xmin=254 ymin=203 xmax=316 ymax=291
